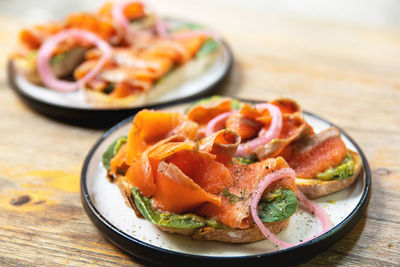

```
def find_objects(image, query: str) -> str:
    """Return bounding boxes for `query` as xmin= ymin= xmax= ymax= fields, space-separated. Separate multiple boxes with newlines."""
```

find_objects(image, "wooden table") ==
xmin=1 ymin=0 xmax=399 ymax=265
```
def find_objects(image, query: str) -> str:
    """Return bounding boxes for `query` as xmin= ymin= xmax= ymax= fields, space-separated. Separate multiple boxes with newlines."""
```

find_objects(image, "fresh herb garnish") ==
xmin=193 ymin=137 xmax=200 ymax=152
xmin=234 ymin=154 xmax=258 ymax=165
xmin=222 ymin=187 xmax=246 ymax=203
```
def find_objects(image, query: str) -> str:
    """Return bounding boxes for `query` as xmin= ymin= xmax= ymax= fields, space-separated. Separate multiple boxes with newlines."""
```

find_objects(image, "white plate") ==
xmin=81 ymin=102 xmax=370 ymax=265
xmin=8 ymin=23 xmax=232 ymax=125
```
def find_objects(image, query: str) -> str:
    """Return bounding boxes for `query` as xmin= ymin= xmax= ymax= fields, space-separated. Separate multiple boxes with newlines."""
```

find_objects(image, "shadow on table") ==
xmin=213 ymin=58 xmax=244 ymax=97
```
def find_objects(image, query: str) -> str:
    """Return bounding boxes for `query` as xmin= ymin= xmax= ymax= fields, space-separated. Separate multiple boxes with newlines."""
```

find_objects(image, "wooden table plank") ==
xmin=0 ymin=1 xmax=400 ymax=265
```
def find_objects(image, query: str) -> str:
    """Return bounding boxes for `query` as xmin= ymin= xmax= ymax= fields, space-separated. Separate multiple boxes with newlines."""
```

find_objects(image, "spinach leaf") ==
xmin=196 ymin=39 xmax=218 ymax=58
xmin=102 ymin=136 xmax=127 ymax=170
xmin=169 ymin=22 xmax=204 ymax=32
xmin=103 ymin=83 xmax=115 ymax=94
xmin=258 ymin=189 xmax=298 ymax=223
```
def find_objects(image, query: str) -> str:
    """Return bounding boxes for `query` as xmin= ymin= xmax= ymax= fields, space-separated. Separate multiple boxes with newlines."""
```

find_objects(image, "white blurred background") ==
xmin=1 ymin=0 xmax=400 ymax=30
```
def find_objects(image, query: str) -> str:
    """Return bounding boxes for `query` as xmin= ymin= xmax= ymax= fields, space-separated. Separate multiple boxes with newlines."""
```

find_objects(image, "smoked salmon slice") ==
xmin=198 ymin=129 xmax=240 ymax=164
xmin=126 ymin=109 xmax=198 ymax=165
xmin=153 ymin=161 xmax=222 ymax=213
xmin=126 ymin=140 xmax=194 ymax=197
xmin=197 ymin=157 xmax=296 ymax=229
xmin=186 ymin=98 xmax=310 ymax=158
xmin=187 ymin=98 xmax=233 ymax=125
xmin=283 ymin=127 xmax=347 ymax=178
xmin=119 ymin=120 xmax=245 ymax=214
xmin=126 ymin=138 xmax=232 ymax=213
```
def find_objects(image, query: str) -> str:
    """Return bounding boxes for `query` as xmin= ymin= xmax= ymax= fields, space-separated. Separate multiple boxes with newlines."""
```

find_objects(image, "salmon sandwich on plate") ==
xmin=9 ymin=1 xmax=224 ymax=108
xmin=99 ymin=97 xmax=361 ymax=247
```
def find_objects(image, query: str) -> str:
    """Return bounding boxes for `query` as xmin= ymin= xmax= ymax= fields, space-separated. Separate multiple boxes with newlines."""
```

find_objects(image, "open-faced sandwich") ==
xmin=185 ymin=96 xmax=362 ymax=199
xmin=10 ymin=1 xmax=220 ymax=107
xmin=102 ymin=101 xmax=335 ymax=247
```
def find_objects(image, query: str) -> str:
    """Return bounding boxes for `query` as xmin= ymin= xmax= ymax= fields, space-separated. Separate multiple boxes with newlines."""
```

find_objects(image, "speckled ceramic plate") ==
xmin=80 ymin=100 xmax=371 ymax=266
xmin=7 ymin=22 xmax=232 ymax=126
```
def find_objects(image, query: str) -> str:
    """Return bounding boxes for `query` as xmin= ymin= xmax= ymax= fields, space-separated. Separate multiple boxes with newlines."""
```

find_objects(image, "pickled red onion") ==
xmin=205 ymin=111 xmax=234 ymax=136
xmin=37 ymin=29 xmax=112 ymax=92
xmin=250 ymin=168 xmax=331 ymax=249
xmin=235 ymin=103 xmax=282 ymax=157
xmin=155 ymin=19 xmax=169 ymax=38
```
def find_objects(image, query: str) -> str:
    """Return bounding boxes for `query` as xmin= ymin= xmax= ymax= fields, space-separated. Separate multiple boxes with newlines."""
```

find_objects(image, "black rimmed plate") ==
xmin=8 ymin=25 xmax=232 ymax=127
xmin=80 ymin=100 xmax=371 ymax=266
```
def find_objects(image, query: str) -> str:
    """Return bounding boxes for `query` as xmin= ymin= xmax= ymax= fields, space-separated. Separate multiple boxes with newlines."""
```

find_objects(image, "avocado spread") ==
xmin=316 ymin=152 xmax=354 ymax=180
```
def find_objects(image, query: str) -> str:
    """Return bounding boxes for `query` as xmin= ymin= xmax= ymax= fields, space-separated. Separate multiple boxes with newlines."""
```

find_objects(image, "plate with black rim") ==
xmin=80 ymin=99 xmax=370 ymax=266
xmin=7 ymin=22 xmax=233 ymax=127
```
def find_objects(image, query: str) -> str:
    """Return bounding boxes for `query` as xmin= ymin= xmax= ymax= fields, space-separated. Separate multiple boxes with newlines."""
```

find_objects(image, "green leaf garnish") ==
xmin=103 ymin=83 xmax=115 ymax=94
xmin=258 ymin=189 xmax=298 ymax=223
xmin=222 ymin=187 xmax=246 ymax=203
xmin=102 ymin=136 xmax=127 ymax=170
xmin=196 ymin=38 xmax=218 ymax=58
xmin=234 ymin=154 xmax=258 ymax=165
xmin=132 ymin=188 xmax=228 ymax=229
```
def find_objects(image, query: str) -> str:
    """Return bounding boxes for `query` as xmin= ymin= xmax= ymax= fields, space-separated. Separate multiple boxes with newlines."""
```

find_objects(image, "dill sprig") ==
xmin=193 ymin=137 xmax=200 ymax=152
xmin=222 ymin=187 xmax=246 ymax=203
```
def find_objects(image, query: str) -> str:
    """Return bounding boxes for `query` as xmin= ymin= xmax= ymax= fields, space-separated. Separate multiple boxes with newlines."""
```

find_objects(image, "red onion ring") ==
xmin=155 ymin=18 xmax=169 ymax=38
xmin=205 ymin=111 xmax=234 ymax=136
xmin=235 ymin=103 xmax=282 ymax=157
xmin=250 ymin=168 xmax=331 ymax=249
xmin=37 ymin=29 xmax=112 ymax=92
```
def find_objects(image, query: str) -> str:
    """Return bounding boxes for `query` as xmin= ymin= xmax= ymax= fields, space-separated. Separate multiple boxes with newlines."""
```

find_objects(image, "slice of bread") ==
xmin=296 ymin=150 xmax=362 ymax=199
xmin=111 ymin=172 xmax=290 ymax=243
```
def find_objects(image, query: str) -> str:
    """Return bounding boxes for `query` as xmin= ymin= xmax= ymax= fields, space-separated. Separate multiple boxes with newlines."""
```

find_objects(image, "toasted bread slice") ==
xmin=111 ymin=172 xmax=290 ymax=243
xmin=296 ymin=150 xmax=362 ymax=199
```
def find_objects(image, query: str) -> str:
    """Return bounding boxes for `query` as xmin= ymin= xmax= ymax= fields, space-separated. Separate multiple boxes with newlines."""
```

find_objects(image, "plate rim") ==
xmin=7 ymin=36 xmax=233 ymax=125
xmin=80 ymin=99 xmax=371 ymax=265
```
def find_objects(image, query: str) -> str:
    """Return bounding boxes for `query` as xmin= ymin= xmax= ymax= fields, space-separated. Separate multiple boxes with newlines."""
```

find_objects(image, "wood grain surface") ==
xmin=1 ymin=0 xmax=400 ymax=266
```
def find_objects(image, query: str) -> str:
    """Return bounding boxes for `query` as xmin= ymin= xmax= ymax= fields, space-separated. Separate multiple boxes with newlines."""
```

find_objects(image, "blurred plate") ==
xmin=8 ymin=24 xmax=232 ymax=127
xmin=81 ymin=100 xmax=370 ymax=265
